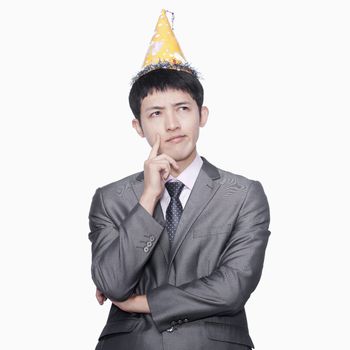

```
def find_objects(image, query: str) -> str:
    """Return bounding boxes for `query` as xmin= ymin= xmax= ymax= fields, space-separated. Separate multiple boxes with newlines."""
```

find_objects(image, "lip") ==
xmin=167 ymin=135 xmax=186 ymax=143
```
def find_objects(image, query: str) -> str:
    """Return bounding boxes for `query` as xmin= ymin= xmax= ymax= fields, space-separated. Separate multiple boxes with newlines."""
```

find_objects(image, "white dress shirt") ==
xmin=160 ymin=152 xmax=203 ymax=218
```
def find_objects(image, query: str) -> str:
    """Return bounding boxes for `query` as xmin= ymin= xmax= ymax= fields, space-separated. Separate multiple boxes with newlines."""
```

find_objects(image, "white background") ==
xmin=1 ymin=1 xmax=349 ymax=349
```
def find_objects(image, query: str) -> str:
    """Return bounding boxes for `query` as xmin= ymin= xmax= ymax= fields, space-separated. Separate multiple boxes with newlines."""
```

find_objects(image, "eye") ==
xmin=150 ymin=111 xmax=161 ymax=117
xmin=179 ymin=106 xmax=189 ymax=111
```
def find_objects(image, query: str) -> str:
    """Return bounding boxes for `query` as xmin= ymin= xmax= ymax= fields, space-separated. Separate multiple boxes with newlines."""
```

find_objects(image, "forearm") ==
xmin=146 ymin=230 xmax=268 ymax=332
xmin=112 ymin=294 xmax=151 ymax=314
xmin=89 ymin=188 xmax=165 ymax=301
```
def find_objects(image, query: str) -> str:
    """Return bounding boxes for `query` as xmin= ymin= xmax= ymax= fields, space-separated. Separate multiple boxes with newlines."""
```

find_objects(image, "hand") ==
xmin=142 ymin=133 xmax=180 ymax=202
xmin=112 ymin=294 xmax=151 ymax=314
xmin=96 ymin=287 xmax=107 ymax=305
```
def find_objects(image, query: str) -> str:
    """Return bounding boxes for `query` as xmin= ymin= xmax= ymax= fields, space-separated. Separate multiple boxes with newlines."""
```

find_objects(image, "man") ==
xmin=88 ymin=9 xmax=271 ymax=350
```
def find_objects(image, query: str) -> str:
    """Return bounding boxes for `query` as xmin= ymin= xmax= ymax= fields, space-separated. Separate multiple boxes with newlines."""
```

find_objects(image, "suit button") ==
xmin=184 ymin=318 xmax=188 ymax=323
xmin=170 ymin=321 xmax=176 ymax=326
xmin=146 ymin=241 xmax=152 ymax=247
xmin=143 ymin=247 xmax=149 ymax=253
xmin=150 ymin=235 xmax=155 ymax=241
xmin=178 ymin=319 xmax=183 ymax=324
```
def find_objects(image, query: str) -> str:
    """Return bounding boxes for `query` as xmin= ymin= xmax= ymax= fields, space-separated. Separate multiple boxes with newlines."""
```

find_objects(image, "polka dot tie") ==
xmin=165 ymin=181 xmax=185 ymax=244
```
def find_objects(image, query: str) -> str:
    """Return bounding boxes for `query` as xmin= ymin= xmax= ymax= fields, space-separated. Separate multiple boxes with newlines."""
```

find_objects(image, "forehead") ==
xmin=141 ymin=88 xmax=195 ymax=108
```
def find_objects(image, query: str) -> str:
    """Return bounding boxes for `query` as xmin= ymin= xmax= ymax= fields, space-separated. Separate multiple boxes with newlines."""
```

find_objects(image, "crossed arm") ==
xmin=89 ymin=180 xmax=270 ymax=332
xmin=96 ymin=288 xmax=150 ymax=313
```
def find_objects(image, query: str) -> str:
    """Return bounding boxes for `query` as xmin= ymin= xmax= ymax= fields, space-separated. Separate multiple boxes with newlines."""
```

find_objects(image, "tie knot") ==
xmin=165 ymin=181 xmax=185 ymax=199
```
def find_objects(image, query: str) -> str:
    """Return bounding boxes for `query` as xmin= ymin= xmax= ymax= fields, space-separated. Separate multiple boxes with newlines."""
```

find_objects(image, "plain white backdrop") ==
xmin=1 ymin=1 xmax=349 ymax=349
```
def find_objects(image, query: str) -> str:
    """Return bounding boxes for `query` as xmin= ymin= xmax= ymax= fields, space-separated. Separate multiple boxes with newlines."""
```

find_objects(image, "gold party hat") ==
xmin=142 ymin=9 xmax=186 ymax=67
xmin=131 ymin=9 xmax=199 ymax=84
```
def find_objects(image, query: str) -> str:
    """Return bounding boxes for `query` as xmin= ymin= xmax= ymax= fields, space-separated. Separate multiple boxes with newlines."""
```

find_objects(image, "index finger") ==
xmin=148 ymin=133 xmax=160 ymax=160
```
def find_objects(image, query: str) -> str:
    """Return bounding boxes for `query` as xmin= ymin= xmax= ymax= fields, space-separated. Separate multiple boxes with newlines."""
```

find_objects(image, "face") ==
xmin=132 ymin=88 xmax=208 ymax=163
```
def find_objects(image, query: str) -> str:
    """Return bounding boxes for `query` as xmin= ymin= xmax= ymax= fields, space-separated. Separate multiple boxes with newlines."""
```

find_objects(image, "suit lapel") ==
xmin=168 ymin=157 xmax=222 ymax=266
xmin=130 ymin=156 xmax=222 ymax=267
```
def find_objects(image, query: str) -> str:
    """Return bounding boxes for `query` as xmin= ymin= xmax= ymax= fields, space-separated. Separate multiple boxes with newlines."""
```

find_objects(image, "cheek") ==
xmin=143 ymin=130 xmax=163 ymax=149
xmin=192 ymin=129 xmax=200 ymax=143
xmin=186 ymin=121 xmax=200 ymax=139
xmin=141 ymin=128 xmax=153 ymax=146
xmin=185 ymin=114 xmax=200 ymax=130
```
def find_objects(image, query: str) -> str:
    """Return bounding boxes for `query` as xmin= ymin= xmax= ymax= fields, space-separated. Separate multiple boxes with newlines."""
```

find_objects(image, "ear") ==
xmin=132 ymin=118 xmax=145 ymax=138
xmin=199 ymin=106 xmax=209 ymax=127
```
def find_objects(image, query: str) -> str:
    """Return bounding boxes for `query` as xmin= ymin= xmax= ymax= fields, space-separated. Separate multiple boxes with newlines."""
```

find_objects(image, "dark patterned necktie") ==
xmin=165 ymin=181 xmax=185 ymax=244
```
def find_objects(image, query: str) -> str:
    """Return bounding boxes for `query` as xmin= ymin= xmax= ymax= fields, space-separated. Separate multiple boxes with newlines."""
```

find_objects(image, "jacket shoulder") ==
xmin=215 ymin=166 xmax=269 ymax=213
xmin=97 ymin=171 xmax=141 ymax=195
xmin=216 ymin=165 xmax=259 ymax=191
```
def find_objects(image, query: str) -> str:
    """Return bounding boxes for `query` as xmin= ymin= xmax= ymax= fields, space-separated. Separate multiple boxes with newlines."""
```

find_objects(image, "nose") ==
xmin=165 ymin=110 xmax=181 ymax=131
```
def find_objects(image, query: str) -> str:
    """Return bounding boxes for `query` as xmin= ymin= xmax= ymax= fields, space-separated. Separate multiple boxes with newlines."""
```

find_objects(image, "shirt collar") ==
xmin=165 ymin=152 xmax=203 ymax=190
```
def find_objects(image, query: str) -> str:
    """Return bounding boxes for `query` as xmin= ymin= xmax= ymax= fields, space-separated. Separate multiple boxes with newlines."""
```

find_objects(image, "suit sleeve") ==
xmin=146 ymin=180 xmax=271 ymax=332
xmin=88 ymin=187 xmax=165 ymax=302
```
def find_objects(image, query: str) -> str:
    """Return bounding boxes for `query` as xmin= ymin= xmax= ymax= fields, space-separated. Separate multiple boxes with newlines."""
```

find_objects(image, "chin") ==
xmin=168 ymin=148 xmax=195 ymax=162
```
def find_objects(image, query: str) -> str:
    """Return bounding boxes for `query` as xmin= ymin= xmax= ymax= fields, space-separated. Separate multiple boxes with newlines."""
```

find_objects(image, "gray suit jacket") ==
xmin=88 ymin=156 xmax=271 ymax=350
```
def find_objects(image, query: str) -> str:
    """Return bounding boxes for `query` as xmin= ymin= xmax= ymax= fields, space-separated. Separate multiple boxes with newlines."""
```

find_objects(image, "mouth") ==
xmin=166 ymin=135 xmax=186 ymax=143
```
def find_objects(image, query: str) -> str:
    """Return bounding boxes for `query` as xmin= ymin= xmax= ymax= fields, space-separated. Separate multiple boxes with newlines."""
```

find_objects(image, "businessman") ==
xmin=88 ymin=9 xmax=271 ymax=350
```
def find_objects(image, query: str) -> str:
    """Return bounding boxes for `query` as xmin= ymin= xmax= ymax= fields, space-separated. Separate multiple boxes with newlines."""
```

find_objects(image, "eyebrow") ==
xmin=145 ymin=101 xmax=191 ymax=112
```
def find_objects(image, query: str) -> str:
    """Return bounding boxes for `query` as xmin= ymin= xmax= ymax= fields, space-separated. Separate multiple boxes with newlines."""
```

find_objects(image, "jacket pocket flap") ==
xmin=98 ymin=318 xmax=140 ymax=340
xmin=193 ymin=223 xmax=233 ymax=238
xmin=204 ymin=321 xmax=255 ymax=348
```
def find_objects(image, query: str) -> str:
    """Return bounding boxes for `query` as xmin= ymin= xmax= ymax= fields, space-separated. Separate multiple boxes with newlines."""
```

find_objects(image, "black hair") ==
xmin=128 ymin=69 xmax=204 ymax=126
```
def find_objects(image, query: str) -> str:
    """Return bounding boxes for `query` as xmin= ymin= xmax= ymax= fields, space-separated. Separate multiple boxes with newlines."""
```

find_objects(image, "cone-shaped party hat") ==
xmin=142 ymin=9 xmax=186 ymax=67
xmin=131 ymin=9 xmax=200 ymax=84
